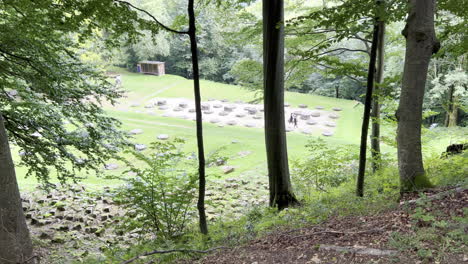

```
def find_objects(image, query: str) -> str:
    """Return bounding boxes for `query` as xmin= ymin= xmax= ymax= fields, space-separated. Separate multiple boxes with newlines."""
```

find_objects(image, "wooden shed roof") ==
xmin=138 ymin=61 xmax=165 ymax=65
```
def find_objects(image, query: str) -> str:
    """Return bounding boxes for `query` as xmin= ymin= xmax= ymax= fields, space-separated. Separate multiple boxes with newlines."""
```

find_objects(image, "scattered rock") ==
xmin=158 ymin=106 xmax=169 ymax=110
xmin=130 ymin=103 xmax=139 ymax=107
xmin=227 ymin=120 xmax=237 ymax=126
xmin=157 ymin=134 xmax=169 ymax=140
xmin=333 ymin=107 xmax=342 ymax=111
xmin=222 ymin=166 xmax=235 ymax=174
xmin=244 ymin=122 xmax=256 ymax=128
xmin=213 ymin=104 xmax=222 ymax=108
xmin=322 ymin=131 xmax=334 ymax=136
xmin=329 ymin=113 xmax=340 ymax=119
xmin=134 ymin=144 xmax=147 ymax=151
xmin=307 ymin=120 xmax=317 ymax=125
xmin=284 ymin=102 xmax=291 ymax=107
xmin=315 ymin=106 xmax=324 ymax=109
xmin=203 ymin=110 xmax=214 ymax=114
xmin=173 ymin=107 xmax=183 ymax=112
xmin=219 ymin=111 xmax=229 ymax=116
xmin=221 ymin=99 xmax=229 ymax=102
xmin=311 ymin=112 xmax=321 ymax=117
xmin=128 ymin=129 xmax=143 ymax=135
xmin=210 ymin=119 xmax=220 ymax=124
xmin=298 ymin=104 xmax=308 ymax=108
xmin=235 ymin=113 xmax=246 ymax=118
xmin=144 ymin=103 xmax=154 ymax=108
xmin=178 ymin=103 xmax=188 ymax=108
xmin=104 ymin=164 xmax=119 ymax=170
xmin=188 ymin=108 xmax=196 ymax=113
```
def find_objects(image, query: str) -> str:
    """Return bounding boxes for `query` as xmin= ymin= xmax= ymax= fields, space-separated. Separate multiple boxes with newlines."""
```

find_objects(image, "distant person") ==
xmin=115 ymin=75 xmax=122 ymax=88
xmin=288 ymin=113 xmax=294 ymax=124
xmin=293 ymin=117 xmax=298 ymax=128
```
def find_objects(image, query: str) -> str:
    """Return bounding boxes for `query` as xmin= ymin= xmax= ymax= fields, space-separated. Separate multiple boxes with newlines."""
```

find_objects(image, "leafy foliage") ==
xmin=291 ymin=138 xmax=359 ymax=198
xmin=115 ymin=139 xmax=197 ymax=239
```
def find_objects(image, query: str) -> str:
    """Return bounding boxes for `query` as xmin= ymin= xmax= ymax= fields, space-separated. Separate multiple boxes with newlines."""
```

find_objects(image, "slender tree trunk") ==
xmin=263 ymin=0 xmax=299 ymax=210
xmin=188 ymin=0 xmax=208 ymax=234
xmin=444 ymin=85 xmax=458 ymax=127
xmin=356 ymin=21 xmax=380 ymax=197
xmin=370 ymin=21 xmax=385 ymax=172
xmin=397 ymin=0 xmax=439 ymax=192
xmin=335 ymin=86 xmax=339 ymax=98
xmin=0 ymin=113 xmax=34 ymax=263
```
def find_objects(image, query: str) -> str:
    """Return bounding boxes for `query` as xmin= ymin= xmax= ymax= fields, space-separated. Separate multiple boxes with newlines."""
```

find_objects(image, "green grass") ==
xmin=17 ymin=67 xmax=465 ymax=191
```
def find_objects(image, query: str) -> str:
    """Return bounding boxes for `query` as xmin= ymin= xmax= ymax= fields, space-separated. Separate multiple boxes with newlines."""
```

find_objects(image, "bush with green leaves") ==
xmin=291 ymin=138 xmax=359 ymax=198
xmin=115 ymin=138 xmax=198 ymax=240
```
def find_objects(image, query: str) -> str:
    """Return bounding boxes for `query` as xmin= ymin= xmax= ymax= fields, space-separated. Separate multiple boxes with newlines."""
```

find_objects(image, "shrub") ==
xmin=291 ymin=138 xmax=359 ymax=199
xmin=115 ymin=138 xmax=198 ymax=240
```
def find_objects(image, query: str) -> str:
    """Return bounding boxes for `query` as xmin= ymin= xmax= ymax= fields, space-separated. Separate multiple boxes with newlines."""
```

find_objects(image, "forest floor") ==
xmin=194 ymin=187 xmax=468 ymax=264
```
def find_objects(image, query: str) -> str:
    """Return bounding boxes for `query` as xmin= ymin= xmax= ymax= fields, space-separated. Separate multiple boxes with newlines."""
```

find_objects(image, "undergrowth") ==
xmin=79 ymin=149 xmax=467 ymax=264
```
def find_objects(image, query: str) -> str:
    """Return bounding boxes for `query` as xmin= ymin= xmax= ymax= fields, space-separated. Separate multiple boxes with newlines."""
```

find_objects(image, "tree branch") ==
xmin=118 ymin=247 xmax=226 ymax=264
xmin=113 ymin=0 xmax=188 ymax=35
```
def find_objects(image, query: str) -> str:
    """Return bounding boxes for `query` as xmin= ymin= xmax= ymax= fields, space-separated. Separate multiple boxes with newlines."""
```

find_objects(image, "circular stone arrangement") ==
xmin=157 ymin=134 xmax=169 ymax=140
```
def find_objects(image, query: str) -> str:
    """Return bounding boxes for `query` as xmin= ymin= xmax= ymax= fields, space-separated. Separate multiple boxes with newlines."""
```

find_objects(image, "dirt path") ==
xmin=193 ymin=187 xmax=467 ymax=264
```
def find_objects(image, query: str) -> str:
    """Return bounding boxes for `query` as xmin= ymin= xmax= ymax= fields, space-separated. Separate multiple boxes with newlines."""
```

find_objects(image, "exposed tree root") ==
xmin=319 ymin=244 xmax=397 ymax=256
xmin=119 ymin=247 xmax=226 ymax=264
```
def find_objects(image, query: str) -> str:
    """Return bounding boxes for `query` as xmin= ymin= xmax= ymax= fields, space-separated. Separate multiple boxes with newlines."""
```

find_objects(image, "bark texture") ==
xmin=444 ymin=85 xmax=458 ymax=127
xmin=263 ymin=0 xmax=298 ymax=210
xmin=0 ymin=113 xmax=34 ymax=263
xmin=397 ymin=0 xmax=439 ymax=192
xmin=370 ymin=21 xmax=385 ymax=172
xmin=188 ymin=0 xmax=208 ymax=234
xmin=356 ymin=22 xmax=380 ymax=197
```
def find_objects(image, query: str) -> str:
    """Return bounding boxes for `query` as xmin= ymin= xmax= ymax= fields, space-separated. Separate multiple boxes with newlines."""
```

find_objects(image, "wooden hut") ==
xmin=137 ymin=61 xmax=166 ymax=76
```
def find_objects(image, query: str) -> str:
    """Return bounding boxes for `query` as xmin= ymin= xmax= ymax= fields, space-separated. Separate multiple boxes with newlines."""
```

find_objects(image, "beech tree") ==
xmin=396 ymin=0 xmax=440 ymax=192
xmin=0 ymin=1 xmax=157 ymax=261
xmin=263 ymin=0 xmax=299 ymax=210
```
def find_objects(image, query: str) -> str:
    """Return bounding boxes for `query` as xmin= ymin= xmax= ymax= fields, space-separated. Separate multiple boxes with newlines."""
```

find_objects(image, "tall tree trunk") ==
xmin=263 ymin=0 xmax=299 ymax=210
xmin=444 ymin=85 xmax=458 ymax=127
xmin=370 ymin=21 xmax=385 ymax=172
xmin=188 ymin=0 xmax=208 ymax=235
xmin=397 ymin=0 xmax=439 ymax=192
xmin=335 ymin=85 xmax=339 ymax=98
xmin=356 ymin=21 xmax=380 ymax=197
xmin=0 ymin=113 xmax=34 ymax=263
